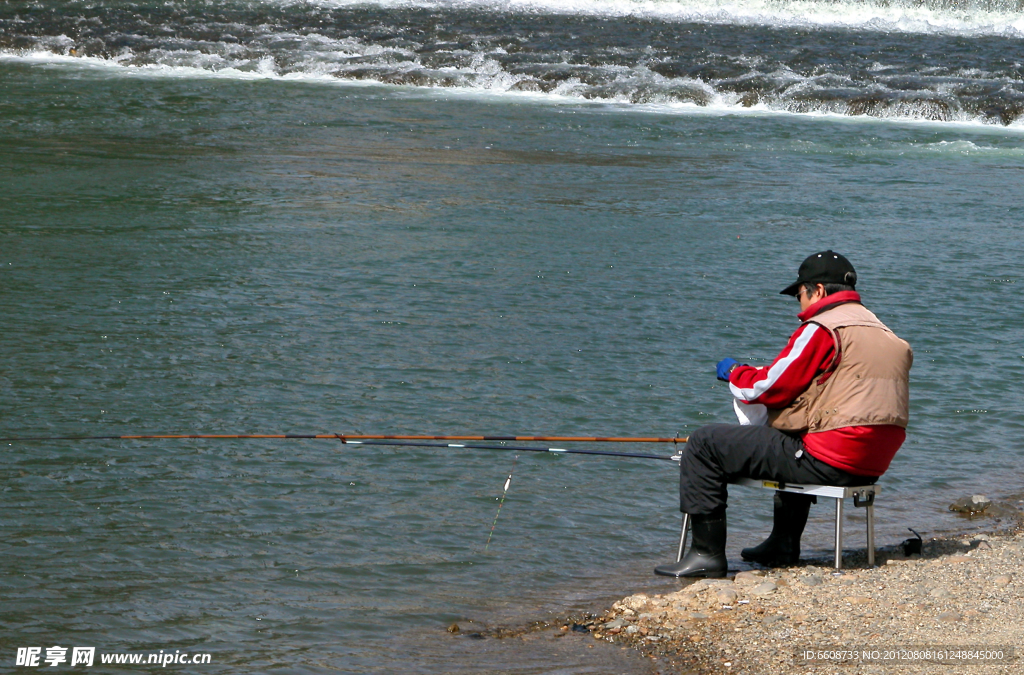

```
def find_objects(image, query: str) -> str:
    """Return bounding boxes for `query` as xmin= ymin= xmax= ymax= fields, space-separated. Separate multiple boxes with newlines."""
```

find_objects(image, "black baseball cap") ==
xmin=780 ymin=250 xmax=857 ymax=296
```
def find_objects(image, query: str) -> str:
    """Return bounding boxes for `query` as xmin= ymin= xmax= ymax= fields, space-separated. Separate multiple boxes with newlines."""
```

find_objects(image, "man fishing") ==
xmin=656 ymin=251 xmax=912 ymax=577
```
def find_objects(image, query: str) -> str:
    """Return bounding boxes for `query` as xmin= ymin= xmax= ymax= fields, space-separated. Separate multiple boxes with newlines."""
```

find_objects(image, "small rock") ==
xmin=625 ymin=625 xmax=640 ymax=635
xmin=800 ymin=574 xmax=824 ymax=587
xmin=762 ymin=614 xmax=785 ymax=625
xmin=975 ymin=540 xmax=992 ymax=550
xmin=716 ymin=589 xmax=739 ymax=605
xmin=844 ymin=596 xmax=873 ymax=605
xmin=733 ymin=571 xmax=764 ymax=585
xmin=689 ymin=612 xmax=710 ymax=620
xmin=992 ymin=574 xmax=1012 ymax=586
xmin=944 ymin=555 xmax=973 ymax=564
xmin=447 ymin=623 xmax=460 ymax=634
xmin=604 ymin=618 xmax=628 ymax=630
xmin=930 ymin=587 xmax=953 ymax=599
xmin=937 ymin=611 xmax=961 ymax=622
xmin=750 ymin=582 xmax=777 ymax=596
xmin=621 ymin=594 xmax=650 ymax=611
xmin=949 ymin=495 xmax=991 ymax=514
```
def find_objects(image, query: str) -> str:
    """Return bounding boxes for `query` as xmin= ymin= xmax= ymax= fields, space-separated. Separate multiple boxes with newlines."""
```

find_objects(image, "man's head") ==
xmin=780 ymin=250 xmax=857 ymax=311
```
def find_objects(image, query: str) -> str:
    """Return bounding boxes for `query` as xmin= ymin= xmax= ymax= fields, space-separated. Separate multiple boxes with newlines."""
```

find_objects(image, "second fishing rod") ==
xmin=0 ymin=432 xmax=690 ymax=462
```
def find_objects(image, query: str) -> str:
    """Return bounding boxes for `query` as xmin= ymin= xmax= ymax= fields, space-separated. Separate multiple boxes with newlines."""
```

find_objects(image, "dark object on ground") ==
xmin=902 ymin=528 xmax=922 ymax=556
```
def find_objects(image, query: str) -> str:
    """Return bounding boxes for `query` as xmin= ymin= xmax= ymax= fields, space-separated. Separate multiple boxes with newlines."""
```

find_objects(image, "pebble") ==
xmin=603 ymin=618 xmax=627 ymax=630
xmin=993 ymin=574 xmax=1012 ymax=586
xmin=936 ymin=611 xmax=961 ymax=622
xmin=733 ymin=571 xmax=763 ymax=585
xmin=716 ymin=589 xmax=739 ymax=605
xmin=800 ymin=574 xmax=823 ymax=587
xmin=750 ymin=582 xmax=777 ymax=596
xmin=620 ymin=594 xmax=649 ymax=611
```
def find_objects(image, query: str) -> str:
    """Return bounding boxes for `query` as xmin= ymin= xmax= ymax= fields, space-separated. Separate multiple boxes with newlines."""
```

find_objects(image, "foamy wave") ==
xmin=917 ymin=139 xmax=1024 ymax=153
xmin=8 ymin=46 xmax=1024 ymax=134
xmin=286 ymin=0 xmax=1024 ymax=37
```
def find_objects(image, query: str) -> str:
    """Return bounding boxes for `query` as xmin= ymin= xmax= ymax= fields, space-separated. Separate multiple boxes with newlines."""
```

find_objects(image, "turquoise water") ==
xmin=3 ymin=15 xmax=1024 ymax=672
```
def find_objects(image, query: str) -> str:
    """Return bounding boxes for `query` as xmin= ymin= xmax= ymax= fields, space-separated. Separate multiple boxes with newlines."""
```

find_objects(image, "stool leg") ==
xmin=866 ymin=503 xmax=875 ymax=567
xmin=834 ymin=497 xmax=844 ymax=570
xmin=675 ymin=513 xmax=690 ymax=562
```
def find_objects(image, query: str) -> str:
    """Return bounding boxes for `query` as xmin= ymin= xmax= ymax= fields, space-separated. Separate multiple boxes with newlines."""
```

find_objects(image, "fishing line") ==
xmin=484 ymin=454 xmax=518 ymax=551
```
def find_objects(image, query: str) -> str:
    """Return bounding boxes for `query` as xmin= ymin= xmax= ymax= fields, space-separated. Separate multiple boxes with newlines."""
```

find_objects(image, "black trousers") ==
xmin=678 ymin=423 xmax=875 ymax=515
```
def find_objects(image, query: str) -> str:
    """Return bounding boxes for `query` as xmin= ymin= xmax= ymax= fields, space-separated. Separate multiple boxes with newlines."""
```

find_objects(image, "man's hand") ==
xmin=716 ymin=358 xmax=740 ymax=382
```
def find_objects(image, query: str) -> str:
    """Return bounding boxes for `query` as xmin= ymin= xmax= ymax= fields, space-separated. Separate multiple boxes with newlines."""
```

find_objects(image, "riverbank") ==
xmin=591 ymin=518 xmax=1023 ymax=674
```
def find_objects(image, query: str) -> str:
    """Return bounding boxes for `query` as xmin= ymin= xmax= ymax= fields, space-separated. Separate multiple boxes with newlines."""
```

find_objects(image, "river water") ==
xmin=3 ymin=1 xmax=1024 ymax=673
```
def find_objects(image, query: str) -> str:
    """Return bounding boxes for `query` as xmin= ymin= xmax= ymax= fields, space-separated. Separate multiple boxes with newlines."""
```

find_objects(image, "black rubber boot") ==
xmin=740 ymin=492 xmax=812 ymax=567
xmin=654 ymin=513 xmax=728 ymax=578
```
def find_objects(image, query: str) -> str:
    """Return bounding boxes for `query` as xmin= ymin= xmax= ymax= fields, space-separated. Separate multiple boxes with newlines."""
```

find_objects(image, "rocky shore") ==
xmin=591 ymin=520 xmax=1023 ymax=674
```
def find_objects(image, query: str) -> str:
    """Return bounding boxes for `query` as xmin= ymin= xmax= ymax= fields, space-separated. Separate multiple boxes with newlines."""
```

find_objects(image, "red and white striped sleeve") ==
xmin=727 ymin=323 xmax=837 ymax=408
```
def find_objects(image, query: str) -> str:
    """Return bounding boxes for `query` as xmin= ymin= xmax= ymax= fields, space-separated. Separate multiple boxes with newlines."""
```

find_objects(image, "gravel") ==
xmin=596 ymin=529 xmax=1024 ymax=674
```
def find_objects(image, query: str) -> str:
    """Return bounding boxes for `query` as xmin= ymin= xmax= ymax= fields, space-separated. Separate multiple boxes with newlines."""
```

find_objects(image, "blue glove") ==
xmin=716 ymin=358 xmax=739 ymax=382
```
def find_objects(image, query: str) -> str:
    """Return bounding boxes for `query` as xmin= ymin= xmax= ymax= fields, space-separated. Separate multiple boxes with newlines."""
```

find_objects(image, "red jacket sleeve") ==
xmin=727 ymin=322 xmax=837 ymax=408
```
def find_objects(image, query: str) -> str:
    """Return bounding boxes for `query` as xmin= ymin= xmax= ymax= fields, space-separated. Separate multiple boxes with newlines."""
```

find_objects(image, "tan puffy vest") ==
xmin=769 ymin=302 xmax=913 ymax=433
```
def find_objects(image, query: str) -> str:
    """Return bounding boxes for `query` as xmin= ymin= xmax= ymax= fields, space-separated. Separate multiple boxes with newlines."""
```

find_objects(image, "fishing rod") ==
xmin=0 ymin=433 xmax=688 ymax=443
xmin=337 ymin=438 xmax=680 ymax=461
xmin=0 ymin=433 xmax=688 ymax=461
